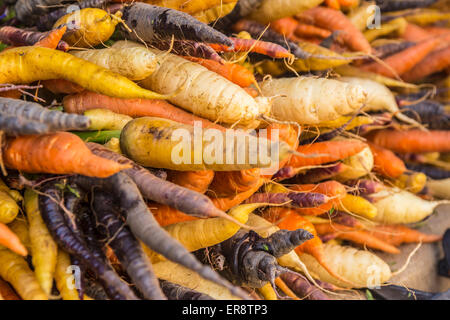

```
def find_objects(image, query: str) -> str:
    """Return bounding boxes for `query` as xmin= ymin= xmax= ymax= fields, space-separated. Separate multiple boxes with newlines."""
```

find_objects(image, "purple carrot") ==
xmin=320 ymin=233 xmax=339 ymax=243
xmin=321 ymin=211 xmax=363 ymax=228
xmin=152 ymin=40 xmax=225 ymax=64
xmin=244 ymin=192 xmax=327 ymax=208
xmin=280 ymin=272 xmax=330 ymax=300
xmin=272 ymin=166 xmax=297 ymax=181
xmin=345 ymin=179 xmax=385 ymax=195
xmin=0 ymin=26 xmax=69 ymax=51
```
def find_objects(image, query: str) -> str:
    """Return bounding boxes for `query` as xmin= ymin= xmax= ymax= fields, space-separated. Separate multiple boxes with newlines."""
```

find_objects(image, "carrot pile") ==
xmin=0 ymin=0 xmax=448 ymax=301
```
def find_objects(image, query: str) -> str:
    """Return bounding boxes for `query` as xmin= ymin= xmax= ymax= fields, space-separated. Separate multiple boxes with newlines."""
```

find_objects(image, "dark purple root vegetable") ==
xmin=438 ymin=228 xmax=450 ymax=278
xmin=400 ymin=100 xmax=450 ymax=130
xmin=0 ymin=25 xmax=69 ymax=50
xmin=69 ymin=255 xmax=86 ymax=300
xmin=121 ymin=3 xmax=233 ymax=46
xmin=92 ymin=191 xmax=166 ymax=300
xmin=284 ymin=163 xmax=345 ymax=184
xmin=253 ymin=229 xmax=313 ymax=258
xmin=152 ymin=40 xmax=224 ymax=63
xmin=159 ymin=280 xmax=215 ymax=300
xmin=320 ymin=233 xmax=339 ymax=243
xmin=87 ymin=143 xmax=228 ymax=220
xmin=211 ymin=0 xmax=264 ymax=32
xmin=15 ymin=0 xmax=69 ymax=24
xmin=320 ymin=211 xmax=361 ymax=228
xmin=345 ymin=179 xmax=385 ymax=195
xmin=0 ymin=114 xmax=50 ymax=136
xmin=72 ymin=172 xmax=250 ymax=300
xmin=280 ymin=272 xmax=330 ymax=300
xmin=272 ymin=166 xmax=297 ymax=181
xmin=84 ymin=276 xmax=110 ymax=300
xmin=376 ymin=0 xmax=438 ymax=12
xmin=38 ymin=181 xmax=138 ymax=300
xmin=374 ymin=41 xmax=415 ymax=59
xmin=319 ymin=31 xmax=341 ymax=49
xmin=244 ymin=192 xmax=327 ymax=208
xmin=405 ymin=163 xmax=450 ymax=179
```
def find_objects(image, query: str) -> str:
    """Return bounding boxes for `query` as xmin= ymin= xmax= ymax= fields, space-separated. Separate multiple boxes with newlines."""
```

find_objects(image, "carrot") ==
xmin=0 ymin=248 xmax=47 ymax=300
xmin=211 ymin=178 xmax=266 ymax=211
xmin=0 ymin=278 xmax=20 ymax=300
xmin=208 ymin=169 xmax=260 ymax=198
xmin=337 ymin=194 xmax=378 ymax=219
xmin=192 ymin=2 xmax=236 ymax=23
xmin=24 ymin=189 xmax=58 ymax=296
xmin=264 ymin=123 xmax=300 ymax=174
xmin=0 ymin=189 xmax=20 ymax=224
xmin=378 ymin=0 xmax=439 ymax=12
xmin=34 ymin=26 xmax=66 ymax=49
xmin=15 ymin=0 xmax=68 ymax=23
xmin=8 ymin=219 xmax=31 ymax=254
xmin=280 ymin=272 xmax=329 ymax=300
xmin=182 ymin=56 xmax=256 ymax=88
xmin=150 ymin=203 xmax=198 ymax=227
xmin=401 ymin=23 xmax=430 ymax=42
xmin=366 ymin=129 xmax=450 ymax=153
xmin=369 ymin=224 xmax=442 ymax=246
xmin=0 ymin=26 xmax=69 ymax=51
xmin=271 ymin=17 xmax=332 ymax=39
xmin=336 ymin=146 xmax=374 ymax=180
xmin=159 ymin=280 xmax=214 ymax=300
xmin=54 ymin=250 xmax=81 ymax=300
xmin=274 ymin=277 xmax=300 ymax=300
xmin=83 ymin=109 xmax=132 ymax=131
xmin=401 ymin=45 xmax=450 ymax=82
xmin=0 ymin=223 xmax=27 ymax=257
xmin=289 ymin=181 xmax=347 ymax=216
xmin=426 ymin=178 xmax=450 ymax=199
xmin=63 ymin=91 xmax=225 ymax=131
xmin=259 ymin=77 xmax=367 ymax=125
xmin=140 ymin=0 xmax=237 ymax=15
xmin=325 ymin=0 xmax=341 ymax=9
xmin=247 ymin=0 xmax=324 ymax=24
xmin=360 ymin=37 xmax=440 ymax=78
xmin=288 ymin=140 xmax=367 ymax=168
xmin=303 ymin=6 xmax=372 ymax=53
xmin=4 ymin=132 xmax=130 ymax=178
xmin=261 ymin=207 xmax=354 ymax=285
xmin=42 ymin=79 xmax=84 ymax=94
xmin=406 ymin=163 xmax=450 ymax=180
xmin=167 ymin=170 xmax=214 ymax=194
xmin=213 ymin=0 xmax=264 ymax=31
xmin=0 ymin=47 xmax=171 ymax=100
xmin=314 ymin=223 xmax=401 ymax=254
xmin=391 ymin=172 xmax=427 ymax=194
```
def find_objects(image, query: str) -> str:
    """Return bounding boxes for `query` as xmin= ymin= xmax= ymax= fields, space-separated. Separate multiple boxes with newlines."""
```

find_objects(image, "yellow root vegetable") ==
xmin=426 ymin=178 xmax=450 ymax=199
xmin=24 ymin=189 xmax=58 ymax=296
xmin=84 ymin=109 xmax=132 ymax=131
xmin=348 ymin=1 xmax=376 ymax=32
xmin=120 ymin=117 xmax=290 ymax=171
xmin=0 ymin=179 xmax=23 ymax=204
xmin=370 ymin=187 xmax=449 ymax=224
xmin=248 ymin=0 xmax=324 ymax=24
xmin=8 ymin=218 xmax=31 ymax=254
xmin=54 ymin=250 xmax=80 ymax=300
xmin=103 ymin=137 xmax=123 ymax=154
xmin=318 ymin=115 xmax=374 ymax=129
xmin=0 ymin=47 xmax=170 ymax=100
xmin=0 ymin=247 xmax=48 ymax=300
xmin=259 ymin=77 xmax=367 ymax=125
xmin=150 ymin=0 xmax=237 ymax=14
xmin=336 ymin=146 xmax=374 ymax=180
xmin=54 ymin=8 xmax=121 ymax=47
xmin=363 ymin=18 xmax=407 ymax=42
xmin=71 ymin=47 xmax=157 ymax=80
xmin=258 ymin=282 xmax=277 ymax=300
xmin=391 ymin=172 xmax=427 ymax=194
xmin=152 ymin=260 xmax=242 ymax=300
xmin=144 ymin=203 xmax=266 ymax=263
xmin=298 ymin=243 xmax=391 ymax=288
xmin=337 ymin=194 xmax=378 ymax=219
xmin=0 ymin=190 xmax=20 ymax=224
xmin=193 ymin=2 xmax=237 ymax=23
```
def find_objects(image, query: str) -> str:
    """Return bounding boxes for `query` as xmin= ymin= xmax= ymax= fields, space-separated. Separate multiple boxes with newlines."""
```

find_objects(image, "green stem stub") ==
xmin=72 ymin=130 xmax=121 ymax=144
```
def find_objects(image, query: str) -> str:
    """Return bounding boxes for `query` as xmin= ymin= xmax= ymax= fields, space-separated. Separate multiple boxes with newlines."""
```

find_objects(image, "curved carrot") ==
xmin=150 ymin=203 xmax=198 ymax=227
xmin=167 ymin=170 xmax=214 ymax=194
xmin=63 ymin=91 xmax=226 ymax=131
xmin=182 ymin=56 xmax=256 ymax=87
xmin=270 ymin=17 xmax=300 ymax=38
xmin=360 ymin=37 xmax=440 ymax=78
xmin=401 ymin=45 xmax=450 ymax=82
xmin=287 ymin=140 xmax=367 ymax=168
xmin=314 ymin=223 xmax=401 ymax=254
xmin=271 ymin=17 xmax=331 ymax=39
xmin=369 ymin=224 xmax=442 ymax=246
xmin=4 ymin=132 xmax=131 ymax=178
xmin=368 ymin=142 xmax=406 ymax=178
xmin=289 ymin=181 xmax=347 ymax=216
xmin=401 ymin=23 xmax=430 ymax=41
xmin=43 ymin=79 xmax=85 ymax=94
xmin=366 ymin=129 xmax=450 ymax=153
xmin=208 ymin=169 xmax=261 ymax=198
xmin=211 ymin=178 xmax=266 ymax=211
xmin=0 ymin=223 xmax=27 ymax=257
xmin=261 ymin=207 xmax=354 ymax=285
xmin=304 ymin=6 xmax=372 ymax=53
xmin=34 ymin=26 xmax=67 ymax=50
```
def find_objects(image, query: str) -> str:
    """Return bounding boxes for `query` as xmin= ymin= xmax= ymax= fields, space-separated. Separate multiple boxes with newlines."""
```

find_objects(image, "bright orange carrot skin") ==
xmin=150 ymin=203 xmax=198 ymax=227
xmin=289 ymin=181 xmax=347 ymax=216
xmin=209 ymin=38 xmax=293 ymax=59
xmin=4 ymin=132 xmax=130 ymax=178
xmin=360 ymin=37 xmax=440 ymax=78
xmin=287 ymin=140 xmax=367 ymax=168
xmin=325 ymin=0 xmax=341 ymax=10
xmin=34 ymin=26 xmax=67 ymax=49
xmin=304 ymin=6 xmax=372 ymax=53
xmin=167 ymin=170 xmax=214 ymax=194
xmin=314 ymin=223 xmax=401 ymax=254
xmin=369 ymin=225 xmax=442 ymax=246
xmin=63 ymin=91 xmax=225 ymax=131
xmin=368 ymin=142 xmax=406 ymax=178
xmin=270 ymin=17 xmax=300 ymax=38
xmin=401 ymin=45 xmax=450 ymax=82
xmin=0 ymin=223 xmax=27 ymax=256
xmin=182 ymin=56 xmax=256 ymax=87
xmin=401 ymin=24 xmax=430 ymax=42
xmin=208 ymin=169 xmax=260 ymax=198
xmin=366 ymin=129 xmax=450 ymax=153
xmin=271 ymin=17 xmax=331 ymax=39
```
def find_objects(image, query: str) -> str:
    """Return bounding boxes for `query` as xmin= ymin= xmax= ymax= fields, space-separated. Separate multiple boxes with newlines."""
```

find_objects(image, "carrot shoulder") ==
xmin=368 ymin=142 xmax=406 ymax=178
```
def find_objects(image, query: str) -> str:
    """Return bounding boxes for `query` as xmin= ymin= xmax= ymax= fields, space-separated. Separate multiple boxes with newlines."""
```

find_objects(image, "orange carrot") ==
xmin=314 ymin=223 xmax=401 ymax=254
xmin=3 ymin=132 xmax=130 ymax=178
xmin=0 ymin=278 xmax=20 ymax=300
xmin=261 ymin=207 xmax=353 ymax=285
xmin=325 ymin=0 xmax=341 ymax=10
xmin=34 ymin=26 xmax=67 ymax=49
xmin=0 ymin=90 xmax=21 ymax=99
xmin=287 ymin=140 xmax=367 ymax=168
xmin=304 ymin=6 xmax=372 ymax=53
xmin=149 ymin=203 xmax=197 ymax=227
xmin=167 ymin=170 xmax=214 ymax=194
xmin=209 ymin=37 xmax=294 ymax=59
xmin=270 ymin=17 xmax=299 ymax=38
xmin=243 ymin=86 xmax=258 ymax=98
xmin=289 ymin=181 xmax=347 ymax=216
xmin=360 ymin=37 xmax=440 ymax=78
xmin=401 ymin=45 xmax=450 ymax=82
xmin=369 ymin=224 xmax=442 ymax=246
xmin=275 ymin=277 xmax=300 ymax=300
xmin=63 ymin=91 xmax=226 ymax=131
xmin=0 ymin=223 xmax=27 ymax=256
xmin=208 ymin=169 xmax=261 ymax=198
xmin=368 ymin=142 xmax=406 ymax=178
xmin=401 ymin=23 xmax=430 ymax=42
xmin=182 ymin=56 xmax=256 ymax=87
xmin=271 ymin=17 xmax=331 ymax=39
xmin=43 ymin=79 xmax=85 ymax=94
xmin=366 ymin=129 xmax=450 ymax=153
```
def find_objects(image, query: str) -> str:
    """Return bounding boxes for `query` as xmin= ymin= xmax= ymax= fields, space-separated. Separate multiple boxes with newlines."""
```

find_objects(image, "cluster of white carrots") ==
xmin=0 ymin=0 xmax=448 ymax=300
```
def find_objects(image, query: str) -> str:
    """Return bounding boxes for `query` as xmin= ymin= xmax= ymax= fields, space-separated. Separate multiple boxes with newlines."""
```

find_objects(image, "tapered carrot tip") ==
xmin=82 ymin=156 xmax=132 ymax=178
